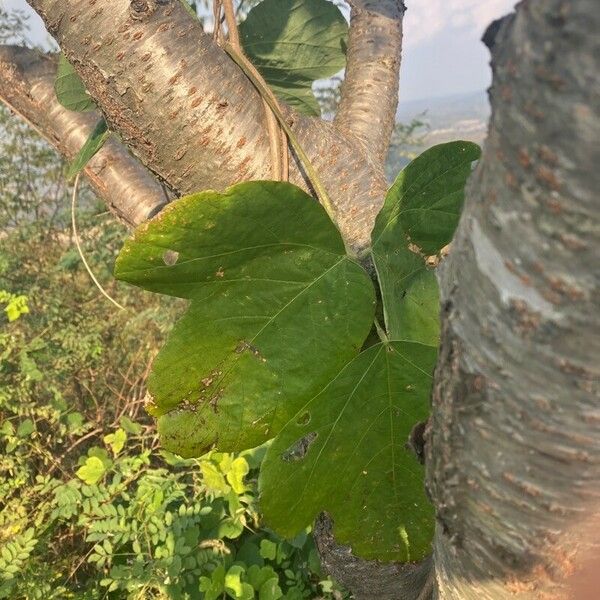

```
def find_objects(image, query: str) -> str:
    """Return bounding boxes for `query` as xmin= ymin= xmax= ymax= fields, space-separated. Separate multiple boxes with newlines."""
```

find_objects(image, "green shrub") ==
xmin=0 ymin=105 xmax=345 ymax=600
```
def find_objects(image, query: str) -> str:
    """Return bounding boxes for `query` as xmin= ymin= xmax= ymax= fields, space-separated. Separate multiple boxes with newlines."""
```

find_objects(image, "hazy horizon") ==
xmin=3 ymin=0 xmax=515 ymax=103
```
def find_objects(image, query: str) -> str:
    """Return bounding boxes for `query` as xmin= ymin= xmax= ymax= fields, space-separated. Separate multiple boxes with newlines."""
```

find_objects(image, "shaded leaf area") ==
xmin=115 ymin=181 xmax=375 ymax=456
xmin=66 ymin=118 xmax=110 ymax=180
xmin=54 ymin=54 xmax=96 ymax=112
xmin=372 ymin=141 xmax=481 ymax=344
xmin=260 ymin=341 xmax=437 ymax=562
xmin=240 ymin=0 xmax=348 ymax=115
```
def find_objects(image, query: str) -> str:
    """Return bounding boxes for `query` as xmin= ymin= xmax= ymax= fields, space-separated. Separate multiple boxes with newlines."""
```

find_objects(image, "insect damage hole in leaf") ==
xmin=162 ymin=250 xmax=179 ymax=266
xmin=115 ymin=181 xmax=375 ymax=457
xmin=296 ymin=411 xmax=311 ymax=426
xmin=281 ymin=431 xmax=317 ymax=462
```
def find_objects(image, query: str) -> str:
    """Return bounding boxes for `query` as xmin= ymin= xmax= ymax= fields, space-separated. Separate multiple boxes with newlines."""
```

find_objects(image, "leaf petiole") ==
xmin=374 ymin=317 xmax=389 ymax=344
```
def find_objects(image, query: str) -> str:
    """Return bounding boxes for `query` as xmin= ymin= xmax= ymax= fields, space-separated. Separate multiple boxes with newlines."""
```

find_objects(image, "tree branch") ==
xmin=0 ymin=45 xmax=167 ymax=226
xmin=24 ymin=0 xmax=276 ymax=189
xmin=334 ymin=0 xmax=405 ymax=164
xmin=427 ymin=1 xmax=600 ymax=597
xmin=25 ymin=0 xmax=388 ymax=251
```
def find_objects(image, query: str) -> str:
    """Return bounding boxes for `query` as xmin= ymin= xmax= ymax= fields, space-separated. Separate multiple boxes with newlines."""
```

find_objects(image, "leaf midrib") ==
xmin=117 ymin=241 xmax=341 ymax=281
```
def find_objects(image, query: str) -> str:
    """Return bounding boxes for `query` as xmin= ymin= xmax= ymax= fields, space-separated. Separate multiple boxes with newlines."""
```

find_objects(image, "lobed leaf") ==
xmin=115 ymin=181 xmax=375 ymax=456
xmin=372 ymin=141 xmax=481 ymax=343
xmin=240 ymin=0 xmax=348 ymax=115
xmin=259 ymin=341 xmax=437 ymax=561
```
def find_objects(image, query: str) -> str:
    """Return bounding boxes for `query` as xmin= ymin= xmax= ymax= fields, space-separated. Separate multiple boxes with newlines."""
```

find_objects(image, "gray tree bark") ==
xmin=427 ymin=1 xmax=600 ymax=598
xmin=1 ymin=0 xmax=598 ymax=599
xmin=334 ymin=0 xmax=405 ymax=164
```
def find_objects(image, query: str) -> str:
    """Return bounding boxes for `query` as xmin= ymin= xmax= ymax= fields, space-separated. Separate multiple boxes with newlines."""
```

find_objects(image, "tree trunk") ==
xmin=427 ymin=1 xmax=600 ymax=598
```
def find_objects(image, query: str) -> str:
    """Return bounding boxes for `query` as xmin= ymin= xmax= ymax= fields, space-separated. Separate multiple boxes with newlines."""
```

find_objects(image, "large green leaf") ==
xmin=66 ymin=118 xmax=110 ymax=180
xmin=371 ymin=141 xmax=481 ymax=344
xmin=115 ymin=181 xmax=375 ymax=456
xmin=259 ymin=341 xmax=437 ymax=562
xmin=240 ymin=0 xmax=348 ymax=115
xmin=54 ymin=54 xmax=96 ymax=112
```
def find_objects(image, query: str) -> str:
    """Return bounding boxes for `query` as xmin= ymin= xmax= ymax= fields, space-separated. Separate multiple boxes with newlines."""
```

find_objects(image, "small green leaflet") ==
xmin=372 ymin=141 xmax=481 ymax=344
xmin=55 ymin=54 xmax=96 ymax=112
xmin=66 ymin=118 xmax=111 ymax=180
xmin=259 ymin=341 xmax=437 ymax=562
xmin=240 ymin=0 xmax=348 ymax=116
xmin=180 ymin=0 xmax=197 ymax=17
xmin=115 ymin=181 xmax=375 ymax=456
xmin=75 ymin=456 xmax=106 ymax=485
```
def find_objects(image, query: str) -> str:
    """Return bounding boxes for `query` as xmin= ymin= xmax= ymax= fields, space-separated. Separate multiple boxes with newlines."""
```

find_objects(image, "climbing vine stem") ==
xmin=223 ymin=43 xmax=346 ymax=253
xmin=71 ymin=173 xmax=126 ymax=311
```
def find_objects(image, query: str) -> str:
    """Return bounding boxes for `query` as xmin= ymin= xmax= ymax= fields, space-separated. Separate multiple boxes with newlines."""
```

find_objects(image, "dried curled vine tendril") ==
xmin=71 ymin=173 xmax=126 ymax=311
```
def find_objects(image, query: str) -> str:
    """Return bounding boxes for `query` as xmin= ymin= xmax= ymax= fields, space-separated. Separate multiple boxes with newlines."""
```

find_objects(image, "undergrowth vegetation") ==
xmin=0 ymin=105 xmax=345 ymax=599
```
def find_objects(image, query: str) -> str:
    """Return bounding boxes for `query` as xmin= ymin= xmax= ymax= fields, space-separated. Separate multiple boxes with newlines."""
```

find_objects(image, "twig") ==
xmin=213 ymin=0 xmax=223 ymax=43
xmin=46 ymin=427 xmax=104 ymax=477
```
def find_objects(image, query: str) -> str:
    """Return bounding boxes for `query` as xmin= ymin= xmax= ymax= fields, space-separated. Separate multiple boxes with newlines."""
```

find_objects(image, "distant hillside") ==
xmin=386 ymin=90 xmax=490 ymax=178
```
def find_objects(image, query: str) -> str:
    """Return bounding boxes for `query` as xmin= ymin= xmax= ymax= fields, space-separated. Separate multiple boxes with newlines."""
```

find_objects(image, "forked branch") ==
xmin=0 ymin=45 xmax=167 ymax=226
xmin=24 ymin=0 xmax=390 ymax=251
xmin=335 ymin=0 xmax=405 ymax=163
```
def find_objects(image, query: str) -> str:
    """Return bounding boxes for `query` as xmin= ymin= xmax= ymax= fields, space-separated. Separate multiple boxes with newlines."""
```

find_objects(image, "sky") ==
xmin=3 ymin=0 xmax=516 ymax=103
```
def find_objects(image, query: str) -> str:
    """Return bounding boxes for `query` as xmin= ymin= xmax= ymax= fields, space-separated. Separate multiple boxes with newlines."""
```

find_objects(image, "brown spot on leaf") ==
xmin=209 ymin=389 xmax=224 ymax=414
xmin=235 ymin=340 xmax=265 ymax=362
